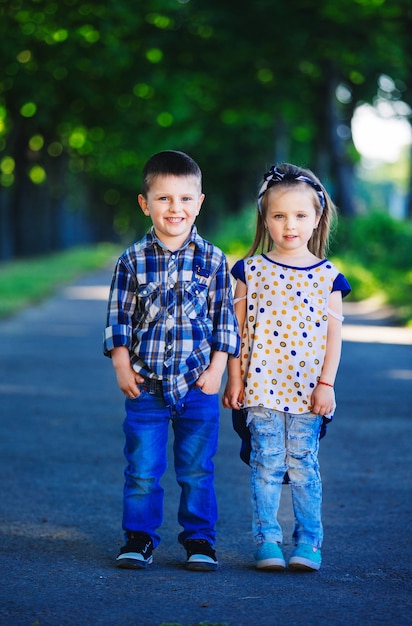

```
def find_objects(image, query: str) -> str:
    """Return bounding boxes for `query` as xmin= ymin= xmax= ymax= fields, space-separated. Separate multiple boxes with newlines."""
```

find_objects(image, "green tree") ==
xmin=0 ymin=0 xmax=410 ymax=259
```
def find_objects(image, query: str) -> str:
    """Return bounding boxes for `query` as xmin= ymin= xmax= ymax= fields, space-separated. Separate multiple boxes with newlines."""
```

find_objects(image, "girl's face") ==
xmin=138 ymin=174 xmax=204 ymax=251
xmin=264 ymin=187 xmax=321 ymax=257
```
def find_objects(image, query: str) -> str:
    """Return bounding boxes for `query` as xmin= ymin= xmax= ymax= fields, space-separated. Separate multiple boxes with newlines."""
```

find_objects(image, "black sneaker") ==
xmin=184 ymin=539 xmax=218 ymax=571
xmin=116 ymin=532 xmax=153 ymax=569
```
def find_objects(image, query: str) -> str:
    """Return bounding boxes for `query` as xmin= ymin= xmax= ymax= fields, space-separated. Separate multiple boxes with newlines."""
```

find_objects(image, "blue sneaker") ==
xmin=288 ymin=544 xmax=322 ymax=571
xmin=255 ymin=542 xmax=286 ymax=571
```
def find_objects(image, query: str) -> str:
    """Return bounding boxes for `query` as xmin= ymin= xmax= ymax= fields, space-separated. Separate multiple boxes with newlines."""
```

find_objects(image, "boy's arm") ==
xmin=104 ymin=257 xmax=136 ymax=357
xmin=196 ymin=350 xmax=228 ymax=395
xmin=222 ymin=278 xmax=247 ymax=409
xmin=207 ymin=256 xmax=241 ymax=359
xmin=104 ymin=259 xmax=145 ymax=399
xmin=310 ymin=290 xmax=343 ymax=416
xmin=111 ymin=346 xmax=145 ymax=399
xmin=195 ymin=255 xmax=241 ymax=395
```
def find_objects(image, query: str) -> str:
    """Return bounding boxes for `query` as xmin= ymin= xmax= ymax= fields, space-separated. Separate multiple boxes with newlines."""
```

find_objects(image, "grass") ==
xmin=2 ymin=209 xmax=412 ymax=327
xmin=0 ymin=243 xmax=120 ymax=319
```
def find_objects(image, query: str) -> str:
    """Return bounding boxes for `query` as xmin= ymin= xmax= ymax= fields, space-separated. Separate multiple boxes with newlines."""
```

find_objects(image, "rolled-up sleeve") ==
xmin=103 ymin=258 xmax=136 ymax=356
xmin=208 ymin=257 xmax=240 ymax=357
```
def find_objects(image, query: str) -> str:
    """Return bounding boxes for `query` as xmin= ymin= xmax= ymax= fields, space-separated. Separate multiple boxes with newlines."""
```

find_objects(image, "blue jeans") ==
xmin=248 ymin=408 xmax=323 ymax=548
xmin=122 ymin=385 xmax=219 ymax=548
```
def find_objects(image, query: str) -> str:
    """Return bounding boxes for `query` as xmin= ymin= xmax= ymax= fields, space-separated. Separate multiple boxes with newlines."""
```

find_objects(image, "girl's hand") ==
xmin=310 ymin=384 xmax=336 ymax=417
xmin=222 ymin=379 xmax=245 ymax=410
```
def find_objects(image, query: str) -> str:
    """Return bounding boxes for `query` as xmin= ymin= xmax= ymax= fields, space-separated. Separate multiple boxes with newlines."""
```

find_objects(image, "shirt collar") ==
xmin=148 ymin=225 xmax=204 ymax=254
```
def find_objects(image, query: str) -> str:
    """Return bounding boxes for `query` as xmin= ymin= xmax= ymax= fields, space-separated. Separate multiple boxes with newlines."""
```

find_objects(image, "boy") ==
xmin=104 ymin=150 xmax=240 ymax=571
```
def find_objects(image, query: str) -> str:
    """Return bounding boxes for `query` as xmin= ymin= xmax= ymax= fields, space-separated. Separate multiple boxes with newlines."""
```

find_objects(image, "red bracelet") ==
xmin=318 ymin=381 xmax=334 ymax=388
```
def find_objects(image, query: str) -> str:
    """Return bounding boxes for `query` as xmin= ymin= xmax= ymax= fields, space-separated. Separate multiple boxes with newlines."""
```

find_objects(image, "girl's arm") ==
xmin=222 ymin=279 xmax=247 ymax=409
xmin=310 ymin=290 xmax=343 ymax=416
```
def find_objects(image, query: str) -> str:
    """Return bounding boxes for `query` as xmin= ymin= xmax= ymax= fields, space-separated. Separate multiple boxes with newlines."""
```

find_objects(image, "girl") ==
xmin=223 ymin=163 xmax=351 ymax=572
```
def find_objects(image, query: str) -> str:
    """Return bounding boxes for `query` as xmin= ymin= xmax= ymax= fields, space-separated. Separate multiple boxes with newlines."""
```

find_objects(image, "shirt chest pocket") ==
xmin=299 ymin=291 xmax=327 ymax=324
xmin=136 ymin=282 xmax=162 ymax=323
xmin=183 ymin=282 xmax=209 ymax=319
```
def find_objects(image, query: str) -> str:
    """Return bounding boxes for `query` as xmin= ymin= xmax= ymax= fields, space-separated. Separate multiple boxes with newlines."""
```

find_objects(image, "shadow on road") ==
xmin=0 ymin=269 xmax=411 ymax=625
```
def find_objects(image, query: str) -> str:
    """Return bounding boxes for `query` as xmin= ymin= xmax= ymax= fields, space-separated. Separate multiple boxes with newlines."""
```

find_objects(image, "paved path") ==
xmin=0 ymin=266 xmax=411 ymax=626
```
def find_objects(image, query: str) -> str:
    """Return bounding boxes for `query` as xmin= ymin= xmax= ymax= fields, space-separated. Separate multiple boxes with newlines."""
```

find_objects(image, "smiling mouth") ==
xmin=166 ymin=217 xmax=184 ymax=223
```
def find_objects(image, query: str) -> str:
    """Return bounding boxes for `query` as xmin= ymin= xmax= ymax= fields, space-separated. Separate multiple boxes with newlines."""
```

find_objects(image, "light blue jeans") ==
xmin=122 ymin=385 xmax=219 ymax=548
xmin=248 ymin=408 xmax=323 ymax=548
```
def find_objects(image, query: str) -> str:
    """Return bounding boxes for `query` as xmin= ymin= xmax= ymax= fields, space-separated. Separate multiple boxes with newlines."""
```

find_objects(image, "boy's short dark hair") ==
xmin=142 ymin=150 xmax=202 ymax=196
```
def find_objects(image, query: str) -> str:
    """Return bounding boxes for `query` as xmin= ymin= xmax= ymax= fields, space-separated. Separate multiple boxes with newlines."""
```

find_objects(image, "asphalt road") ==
xmin=0 ymin=265 xmax=411 ymax=626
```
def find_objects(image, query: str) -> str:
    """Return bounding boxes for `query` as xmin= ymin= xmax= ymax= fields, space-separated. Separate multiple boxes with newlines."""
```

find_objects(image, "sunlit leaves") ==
xmin=156 ymin=112 xmax=173 ymax=127
xmin=20 ymin=102 xmax=37 ymax=117
xmin=16 ymin=50 xmax=31 ymax=63
xmin=28 ymin=135 xmax=44 ymax=151
xmin=221 ymin=110 xmax=240 ymax=125
xmin=133 ymin=83 xmax=155 ymax=99
xmin=68 ymin=128 xmax=87 ymax=149
xmin=77 ymin=24 xmax=100 ymax=43
xmin=28 ymin=165 xmax=46 ymax=184
xmin=145 ymin=48 xmax=163 ymax=63
xmin=0 ymin=0 xmax=410 ymax=219
xmin=349 ymin=71 xmax=365 ymax=85
xmin=146 ymin=13 xmax=174 ymax=29
xmin=52 ymin=29 xmax=68 ymax=42
xmin=0 ymin=106 xmax=6 ymax=134
xmin=1 ymin=156 xmax=15 ymax=176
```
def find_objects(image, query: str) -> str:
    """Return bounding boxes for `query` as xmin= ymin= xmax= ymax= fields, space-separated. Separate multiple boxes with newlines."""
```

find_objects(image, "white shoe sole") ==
xmin=288 ymin=556 xmax=321 ymax=571
xmin=256 ymin=557 xmax=286 ymax=571
xmin=116 ymin=552 xmax=153 ymax=569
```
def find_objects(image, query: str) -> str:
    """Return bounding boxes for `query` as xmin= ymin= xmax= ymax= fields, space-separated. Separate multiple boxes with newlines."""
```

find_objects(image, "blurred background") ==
xmin=0 ymin=0 xmax=411 ymax=322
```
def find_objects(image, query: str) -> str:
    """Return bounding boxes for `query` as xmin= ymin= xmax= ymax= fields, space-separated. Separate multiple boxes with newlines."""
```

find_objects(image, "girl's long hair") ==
xmin=245 ymin=163 xmax=337 ymax=260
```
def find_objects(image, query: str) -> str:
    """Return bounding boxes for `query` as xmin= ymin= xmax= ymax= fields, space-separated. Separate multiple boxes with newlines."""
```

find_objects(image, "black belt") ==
xmin=142 ymin=377 xmax=163 ymax=395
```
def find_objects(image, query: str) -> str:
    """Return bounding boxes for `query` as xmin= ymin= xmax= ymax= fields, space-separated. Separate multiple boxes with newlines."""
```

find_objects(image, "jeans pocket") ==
xmin=193 ymin=385 xmax=218 ymax=398
xmin=125 ymin=385 xmax=148 ymax=407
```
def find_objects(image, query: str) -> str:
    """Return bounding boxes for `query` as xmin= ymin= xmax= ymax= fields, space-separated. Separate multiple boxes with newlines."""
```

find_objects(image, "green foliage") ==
xmin=328 ymin=254 xmax=382 ymax=301
xmin=0 ymin=0 xmax=410 ymax=244
xmin=216 ymin=211 xmax=412 ymax=325
xmin=0 ymin=243 xmax=120 ymax=318
xmin=211 ymin=205 xmax=256 ymax=256
xmin=331 ymin=211 xmax=412 ymax=270
xmin=330 ymin=213 xmax=412 ymax=323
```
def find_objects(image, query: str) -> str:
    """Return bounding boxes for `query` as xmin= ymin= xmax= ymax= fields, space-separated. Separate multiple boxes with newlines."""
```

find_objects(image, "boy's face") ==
xmin=138 ymin=175 xmax=205 ymax=251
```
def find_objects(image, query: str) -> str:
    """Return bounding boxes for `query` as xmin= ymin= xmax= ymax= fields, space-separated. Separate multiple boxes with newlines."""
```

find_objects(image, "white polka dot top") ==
xmin=233 ymin=254 xmax=348 ymax=414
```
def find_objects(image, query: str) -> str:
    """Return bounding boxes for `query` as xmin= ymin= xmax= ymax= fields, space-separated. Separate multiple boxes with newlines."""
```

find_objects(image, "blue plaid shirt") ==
xmin=104 ymin=226 xmax=240 ymax=406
